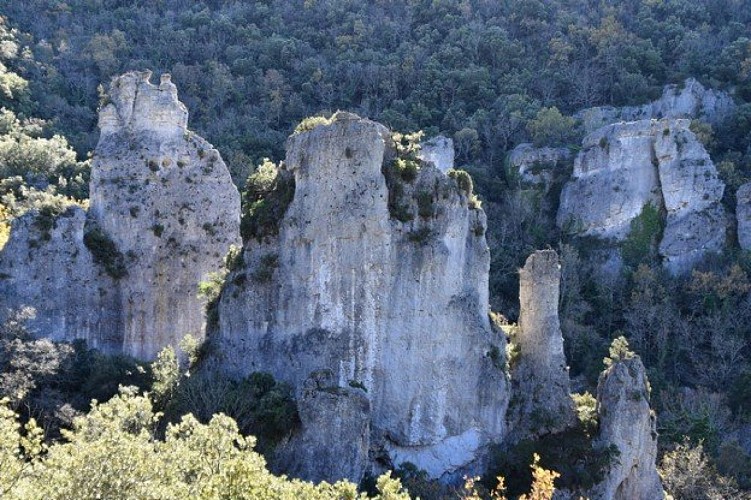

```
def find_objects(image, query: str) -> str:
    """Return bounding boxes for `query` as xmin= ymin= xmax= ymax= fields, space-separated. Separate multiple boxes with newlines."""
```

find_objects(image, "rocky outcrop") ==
xmin=557 ymin=118 xmax=727 ymax=273
xmin=0 ymin=71 xmax=241 ymax=360
xmin=591 ymin=356 xmax=664 ymax=499
xmin=508 ymin=143 xmax=571 ymax=186
xmin=418 ymin=135 xmax=455 ymax=173
xmin=0 ymin=206 xmax=121 ymax=352
xmin=507 ymin=250 xmax=575 ymax=440
xmin=272 ymin=370 xmax=370 ymax=484
xmin=88 ymin=71 xmax=241 ymax=359
xmin=216 ymin=112 xmax=508 ymax=481
xmin=737 ymin=183 xmax=751 ymax=251
xmin=578 ymin=78 xmax=735 ymax=134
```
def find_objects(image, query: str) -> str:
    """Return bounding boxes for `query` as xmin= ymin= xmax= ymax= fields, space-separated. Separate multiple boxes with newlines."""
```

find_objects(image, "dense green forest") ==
xmin=2 ymin=0 xmax=751 ymax=497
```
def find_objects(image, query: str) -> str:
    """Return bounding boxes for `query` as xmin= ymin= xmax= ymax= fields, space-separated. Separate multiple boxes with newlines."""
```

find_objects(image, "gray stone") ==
xmin=507 ymin=250 xmax=576 ymax=440
xmin=418 ymin=135 xmax=455 ymax=173
xmin=578 ymin=78 xmax=735 ymax=134
xmin=508 ymin=143 xmax=572 ymax=185
xmin=0 ymin=71 xmax=241 ymax=360
xmin=216 ymin=113 xmax=509 ymax=481
xmin=736 ymin=183 xmax=751 ymax=251
xmin=0 ymin=207 xmax=121 ymax=352
xmin=273 ymin=370 xmax=370 ymax=484
xmin=591 ymin=356 xmax=664 ymax=500
xmin=557 ymin=118 xmax=727 ymax=274
xmin=88 ymin=71 xmax=241 ymax=359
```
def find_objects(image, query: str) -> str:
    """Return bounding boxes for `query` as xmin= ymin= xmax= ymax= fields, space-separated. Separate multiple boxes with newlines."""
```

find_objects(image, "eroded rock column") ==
xmin=508 ymin=250 xmax=576 ymax=439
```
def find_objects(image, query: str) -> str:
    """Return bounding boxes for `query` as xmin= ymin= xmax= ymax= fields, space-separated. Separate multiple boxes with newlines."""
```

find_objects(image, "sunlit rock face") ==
xmin=590 ymin=355 xmax=665 ymax=500
xmin=558 ymin=118 xmax=726 ymax=274
xmin=217 ymin=113 xmax=509 ymax=481
xmin=0 ymin=71 xmax=241 ymax=360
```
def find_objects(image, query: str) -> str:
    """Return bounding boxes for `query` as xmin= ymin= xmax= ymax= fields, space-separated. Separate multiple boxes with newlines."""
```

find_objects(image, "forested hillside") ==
xmin=2 ymin=1 xmax=751 ymax=498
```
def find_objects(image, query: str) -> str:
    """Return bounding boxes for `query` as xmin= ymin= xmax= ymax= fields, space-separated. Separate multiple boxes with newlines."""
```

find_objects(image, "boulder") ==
xmin=418 ymin=135 xmax=455 ymax=173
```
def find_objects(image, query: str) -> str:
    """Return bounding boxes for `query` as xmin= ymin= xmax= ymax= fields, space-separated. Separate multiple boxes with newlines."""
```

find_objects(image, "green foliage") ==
xmin=0 ymin=387 xmax=410 ymax=499
xmin=293 ymin=114 xmax=332 ymax=134
xmin=572 ymin=392 xmax=598 ymax=436
xmin=83 ymin=226 xmax=127 ymax=279
xmin=485 ymin=425 xmax=618 ymax=496
xmin=660 ymin=440 xmax=742 ymax=500
xmin=198 ymin=270 xmax=227 ymax=330
xmin=621 ymin=203 xmax=664 ymax=268
xmin=448 ymin=169 xmax=474 ymax=196
xmin=527 ymin=107 xmax=580 ymax=147
xmin=604 ymin=336 xmax=636 ymax=368
xmin=240 ymin=159 xmax=295 ymax=242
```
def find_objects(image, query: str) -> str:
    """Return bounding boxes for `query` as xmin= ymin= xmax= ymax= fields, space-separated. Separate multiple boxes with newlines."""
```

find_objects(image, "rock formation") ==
xmin=0 ymin=206 xmax=121 ymax=351
xmin=272 ymin=370 xmax=371 ymax=484
xmin=418 ymin=135 xmax=454 ymax=173
xmin=737 ymin=182 xmax=751 ymax=251
xmin=216 ymin=112 xmax=509 ymax=481
xmin=578 ymin=78 xmax=735 ymax=134
xmin=591 ymin=355 xmax=664 ymax=499
xmin=88 ymin=71 xmax=241 ymax=359
xmin=557 ymin=118 xmax=727 ymax=273
xmin=508 ymin=143 xmax=572 ymax=186
xmin=507 ymin=250 xmax=576 ymax=440
xmin=0 ymin=71 xmax=241 ymax=359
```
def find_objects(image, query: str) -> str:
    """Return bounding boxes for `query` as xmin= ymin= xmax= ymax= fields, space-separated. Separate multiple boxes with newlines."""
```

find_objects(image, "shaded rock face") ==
xmin=591 ymin=356 xmax=664 ymax=500
xmin=578 ymin=78 xmax=735 ymax=134
xmin=418 ymin=135 xmax=454 ymax=173
xmin=88 ymin=71 xmax=241 ymax=359
xmin=507 ymin=250 xmax=575 ymax=440
xmin=0 ymin=71 xmax=241 ymax=360
xmin=217 ymin=113 xmax=508 ymax=480
xmin=557 ymin=118 xmax=726 ymax=273
xmin=272 ymin=370 xmax=370 ymax=484
xmin=508 ymin=143 xmax=572 ymax=186
xmin=0 ymin=207 xmax=122 ymax=351
xmin=737 ymin=182 xmax=751 ymax=251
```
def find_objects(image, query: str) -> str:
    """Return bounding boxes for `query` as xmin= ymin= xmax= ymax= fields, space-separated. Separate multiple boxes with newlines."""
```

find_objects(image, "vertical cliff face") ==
xmin=217 ymin=113 xmax=508 ymax=480
xmin=0 ymin=207 xmax=122 ymax=351
xmin=0 ymin=71 xmax=241 ymax=360
xmin=592 ymin=356 xmax=664 ymax=499
xmin=88 ymin=71 xmax=241 ymax=359
xmin=508 ymin=250 xmax=575 ymax=439
xmin=737 ymin=182 xmax=751 ymax=251
xmin=557 ymin=118 xmax=727 ymax=273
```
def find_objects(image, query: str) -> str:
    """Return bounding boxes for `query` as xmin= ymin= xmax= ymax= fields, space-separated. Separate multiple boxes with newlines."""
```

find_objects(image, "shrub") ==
xmin=240 ymin=159 xmax=295 ymax=242
xmin=621 ymin=202 xmax=663 ymax=269
xmin=83 ymin=226 xmax=127 ymax=279
xmin=448 ymin=168 xmax=474 ymax=196
xmin=293 ymin=115 xmax=332 ymax=134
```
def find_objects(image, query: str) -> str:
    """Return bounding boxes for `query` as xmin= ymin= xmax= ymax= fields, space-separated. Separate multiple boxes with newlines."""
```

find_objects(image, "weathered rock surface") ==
xmin=578 ymin=78 xmax=735 ymax=134
xmin=0 ymin=71 xmax=241 ymax=360
xmin=88 ymin=71 xmax=241 ymax=359
xmin=557 ymin=118 xmax=726 ymax=273
xmin=0 ymin=207 xmax=121 ymax=352
xmin=216 ymin=113 xmax=508 ymax=481
xmin=508 ymin=143 xmax=572 ymax=185
xmin=272 ymin=370 xmax=370 ymax=484
xmin=418 ymin=135 xmax=455 ymax=173
xmin=737 ymin=182 xmax=751 ymax=251
xmin=591 ymin=356 xmax=664 ymax=500
xmin=507 ymin=250 xmax=575 ymax=440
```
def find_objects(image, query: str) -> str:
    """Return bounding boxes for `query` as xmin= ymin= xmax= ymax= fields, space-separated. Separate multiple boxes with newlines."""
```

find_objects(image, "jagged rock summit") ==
xmin=216 ymin=112 xmax=509 ymax=482
xmin=0 ymin=71 xmax=241 ymax=359
xmin=578 ymin=77 xmax=735 ymax=134
xmin=557 ymin=118 xmax=727 ymax=274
